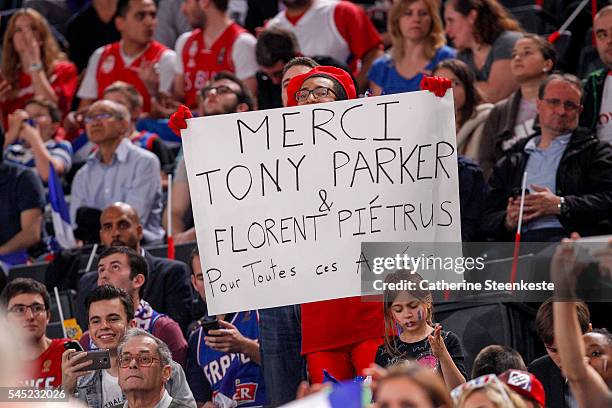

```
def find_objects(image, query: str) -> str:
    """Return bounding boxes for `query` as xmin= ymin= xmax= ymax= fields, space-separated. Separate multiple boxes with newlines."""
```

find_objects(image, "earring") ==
xmin=542 ymin=68 xmax=548 ymax=73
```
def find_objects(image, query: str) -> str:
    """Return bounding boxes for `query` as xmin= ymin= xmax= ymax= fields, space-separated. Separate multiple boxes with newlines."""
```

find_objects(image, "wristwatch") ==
xmin=28 ymin=62 xmax=43 ymax=73
xmin=558 ymin=196 xmax=569 ymax=217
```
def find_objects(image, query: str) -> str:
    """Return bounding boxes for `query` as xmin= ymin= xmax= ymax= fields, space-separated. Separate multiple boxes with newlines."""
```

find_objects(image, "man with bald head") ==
xmin=75 ymin=202 xmax=192 ymax=335
xmin=70 ymin=100 xmax=164 ymax=242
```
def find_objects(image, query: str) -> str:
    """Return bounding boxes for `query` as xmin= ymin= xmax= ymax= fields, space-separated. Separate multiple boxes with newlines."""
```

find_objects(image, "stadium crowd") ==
xmin=0 ymin=0 xmax=611 ymax=407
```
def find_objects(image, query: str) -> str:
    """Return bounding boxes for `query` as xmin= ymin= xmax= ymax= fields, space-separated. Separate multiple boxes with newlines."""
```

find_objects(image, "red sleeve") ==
xmin=51 ymin=61 xmax=78 ymax=115
xmin=153 ymin=316 xmax=188 ymax=368
xmin=333 ymin=1 xmax=382 ymax=60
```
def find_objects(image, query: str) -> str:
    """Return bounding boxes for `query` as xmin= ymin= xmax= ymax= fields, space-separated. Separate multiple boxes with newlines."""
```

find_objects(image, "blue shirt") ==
xmin=367 ymin=46 xmax=456 ymax=94
xmin=186 ymin=311 xmax=267 ymax=407
xmin=5 ymin=139 xmax=73 ymax=173
xmin=522 ymin=134 xmax=571 ymax=231
xmin=69 ymin=137 xmax=164 ymax=242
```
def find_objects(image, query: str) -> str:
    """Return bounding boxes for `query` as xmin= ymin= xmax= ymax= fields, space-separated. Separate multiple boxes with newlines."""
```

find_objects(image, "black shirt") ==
xmin=375 ymin=331 xmax=467 ymax=380
xmin=66 ymin=5 xmax=120 ymax=72
xmin=0 ymin=162 xmax=45 ymax=246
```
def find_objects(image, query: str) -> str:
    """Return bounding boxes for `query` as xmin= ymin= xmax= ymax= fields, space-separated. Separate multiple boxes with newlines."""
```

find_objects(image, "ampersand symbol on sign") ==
xmin=318 ymin=189 xmax=333 ymax=212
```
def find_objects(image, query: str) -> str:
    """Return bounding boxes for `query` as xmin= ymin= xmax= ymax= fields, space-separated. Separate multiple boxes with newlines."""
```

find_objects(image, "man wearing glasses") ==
xmin=0 ymin=278 xmax=70 ymax=388
xmin=483 ymin=74 xmax=612 ymax=242
xmin=115 ymin=328 xmax=191 ymax=408
xmin=69 ymin=100 xmax=164 ymax=243
xmin=61 ymin=285 xmax=196 ymax=407
xmin=165 ymin=72 xmax=253 ymax=244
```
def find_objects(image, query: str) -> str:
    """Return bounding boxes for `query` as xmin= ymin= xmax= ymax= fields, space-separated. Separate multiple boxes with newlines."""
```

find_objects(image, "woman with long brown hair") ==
xmin=368 ymin=0 xmax=455 ymax=95
xmin=0 ymin=9 xmax=78 ymax=124
xmin=444 ymin=0 xmax=523 ymax=103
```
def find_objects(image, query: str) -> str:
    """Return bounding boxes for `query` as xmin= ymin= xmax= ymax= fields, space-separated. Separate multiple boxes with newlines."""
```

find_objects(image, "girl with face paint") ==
xmin=375 ymin=271 xmax=467 ymax=390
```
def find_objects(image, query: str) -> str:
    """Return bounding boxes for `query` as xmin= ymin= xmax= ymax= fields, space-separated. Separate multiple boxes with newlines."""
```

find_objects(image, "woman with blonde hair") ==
xmin=453 ymin=374 xmax=528 ymax=408
xmin=373 ymin=361 xmax=454 ymax=408
xmin=368 ymin=0 xmax=455 ymax=95
xmin=0 ymin=8 xmax=77 ymax=124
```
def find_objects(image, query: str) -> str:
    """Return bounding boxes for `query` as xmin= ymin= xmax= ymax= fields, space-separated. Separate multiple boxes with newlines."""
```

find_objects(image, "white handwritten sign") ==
xmin=182 ymin=91 xmax=461 ymax=315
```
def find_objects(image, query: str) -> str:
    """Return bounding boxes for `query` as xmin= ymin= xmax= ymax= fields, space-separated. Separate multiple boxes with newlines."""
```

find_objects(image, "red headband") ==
xmin=286 ymin=66 xmax=357 ymax=107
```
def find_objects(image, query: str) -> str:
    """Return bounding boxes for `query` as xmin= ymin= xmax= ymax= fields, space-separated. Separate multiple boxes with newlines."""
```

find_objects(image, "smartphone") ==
xmin=511 ymin=187 xmax=530 ymax=198
xmin=79 ymin=349 xmax=111 ymax=371
xmin=64 ymin=340 xmax=84 ymax=352
xmin=201 ymin=315 xmax=220 ymax=333
xmin=24 ymin=118 xmax=36 ymax=127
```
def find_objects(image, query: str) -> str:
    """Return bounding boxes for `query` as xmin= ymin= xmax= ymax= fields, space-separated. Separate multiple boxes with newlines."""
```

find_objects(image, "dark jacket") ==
xmin=458 ymin=156 xmax=486 ymax=242
xmin=482 ymin=127 xmax=612 ymax=240
xmin=75 ymin=249 xmax=193 ymax=333
xmin=528 ymin=355 xmax=571 ymax=408
xmin=580 ymin=68 xmax=610 ymax=133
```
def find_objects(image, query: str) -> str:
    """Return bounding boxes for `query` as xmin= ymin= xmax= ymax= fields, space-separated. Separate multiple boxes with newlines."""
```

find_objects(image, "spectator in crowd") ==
xmin=551 ymin=242 xmax=612 ymax=408
xmin=452 ymin=374 xmax=527 ymax=408
xmin=368 ymin=0 xmax=455 ymax=95
xmin=77 ymin=246 xmax=188 ymax=367
xmin=166 ymin=72 xmax=253 ymax=243
xmin=154 ymin=0 xmax=191 ymax=48
xmin=284 ymin=65 xmax=385 ymax=384
xmin=0 ymin=278 xmax=70 ymax=388
xmin=69 ymin=100 xmax=164 ymax=243
xmin=583 ymin=329 xmax=612 ymax=389
xmin=432 ymin=58 xmax=494 ymax=162
xmin=266 ymin=0 xmax=383 ymax=93
xmin=499 ymin=369 xmax=546 ymax=408
xmin=245 ymin=0 xmax=278 ymax=34
xmin=375 ymin=271 xmax=466 ymax=390
xmin=117 ymin=328 xmax=191 ymax=408
xmin=482 ymin=74 xmax=612 ymax=242
xmin=256 ymin=27 xmax=300 ymax=109
xmin=77 ymin=0 xmax=177 ymax=114
xmin=66 ymin=0 xmax=120 ymax=73
xmin=186 ymin=248 xmax=267 ymax=406
xmin=372 ymin=361 xmax=454 ymax=408
xmin=528 ymin=299 xmax=591 ymax=408
xmin=103 ymin=81 xmax=175 ymax=183
xmin=471 ymin=345 xmax=527 ymax=378
xmin=444 ymin=0 xmax=522 ymax=102
xmin=0 ymin=130 xmax=45 ymax=269
xmin=3 ymin=99 xmax=72 ymax=183
xmin=61 ymin=285 xmax=196 ymax=407
xmin=480 ymin=34 xmax=557 ymax=178
xmin=0 ymin=8 xmax=78 ymax=125
xmin=175 ymin=0 xmax=258 ymax=107
xmin=281 ymin=56 xmax=319 ymax=106
xmin=580 ymin=5 xmax=612 ymax=142
xmin=76 ymin=202 xmax=192 ymax=333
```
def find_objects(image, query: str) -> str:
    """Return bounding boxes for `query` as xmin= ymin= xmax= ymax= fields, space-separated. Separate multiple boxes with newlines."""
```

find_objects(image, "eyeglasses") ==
xmin=118 ymin=353 xmax=160 ymax=368
xmin=450 ymin=374 xmax=512 ymax=404
xmin=84 ymin=112 xmax=116 ymax=124
xmin=542 ymin=98 xmax=582 ymax=112
xmin=295 ymin=87 xmax=337 ymax=103
xmin=201 ymin=85 xmax=237 ymax=99
xmin=8 ymin=303 xmax=46 ymax=316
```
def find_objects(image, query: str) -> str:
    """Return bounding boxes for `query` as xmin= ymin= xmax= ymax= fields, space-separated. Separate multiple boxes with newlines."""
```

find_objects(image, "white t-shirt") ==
xmin=173 ymin=29 xmax=258 ymax=80
xmin=77 ymin=42 xmax=176 ymax=99
xmin=101 ymin=369 xmax=124 ymax=408
xmin=596 ymin=75 xmax=612 ymax=143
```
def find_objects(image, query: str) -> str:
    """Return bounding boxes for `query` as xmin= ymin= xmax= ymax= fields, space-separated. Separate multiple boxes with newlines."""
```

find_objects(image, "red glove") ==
xmin=420 ymin=76 xmax=452 ymax=97
xmin=168 ymin=105 xmax=193 ymax=136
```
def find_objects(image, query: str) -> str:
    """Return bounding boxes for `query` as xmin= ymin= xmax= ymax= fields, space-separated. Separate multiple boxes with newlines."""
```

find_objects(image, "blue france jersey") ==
xmin=187 ymin=311 xmax=267 ymax=407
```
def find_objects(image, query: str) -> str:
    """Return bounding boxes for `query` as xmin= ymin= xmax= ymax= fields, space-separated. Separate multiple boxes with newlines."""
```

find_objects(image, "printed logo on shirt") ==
xmin=203 ymin=353 xmax=251 ymax=385
xmin=42 ymin=359 xmax=51 ymax=373
xmin=21 ymin=377 xmax=55 ymax=388
xmin=101 ymin=55 xmax=116 ymax=74
xmin=103 ymin=397 xmax=124 ymax=408
xmin=212 ymin=382 xmax=258 ymax=406
xmin=416 ymin=353 xmax=439 ymax=370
